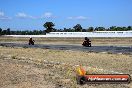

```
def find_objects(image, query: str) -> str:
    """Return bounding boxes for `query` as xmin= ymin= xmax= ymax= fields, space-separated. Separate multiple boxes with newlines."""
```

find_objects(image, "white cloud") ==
xmin=0 ymin=11 xmax=12 ymax=20
xmin=44 ymin=12 xmax=52 ymax=18
xmin=67 ymin=17 xmax=74 ymax=19
xmin=16 ymin=12 xmax=56 ymax=19
xmin=67 ymin=16 xmax=88 ymax=20
xmin=41 ymin=12 xmax=56 ymax=18
xmin=16 ymin=12 xmax=36 ymax=19
xmin=76 ymin=16 xmax=87 ymax=20
xmin=16 ymin=13 xmax=27 ymax=18
xmin=0 ymin=12 xmax=4 ymax=16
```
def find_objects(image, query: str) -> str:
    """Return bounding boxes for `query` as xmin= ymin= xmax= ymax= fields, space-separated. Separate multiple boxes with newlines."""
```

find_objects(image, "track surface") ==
xmin=0 ymin=43 xmax=132 ymax=54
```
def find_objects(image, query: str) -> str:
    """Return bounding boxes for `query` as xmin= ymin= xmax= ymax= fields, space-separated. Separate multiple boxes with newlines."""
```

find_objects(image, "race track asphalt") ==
xmin=0 ymin=43 xmax=132 ymax=54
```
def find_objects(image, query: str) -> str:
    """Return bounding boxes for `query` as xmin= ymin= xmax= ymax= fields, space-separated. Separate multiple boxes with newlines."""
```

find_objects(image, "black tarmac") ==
xmin=0 ymin=43 xmax=132 ymax=54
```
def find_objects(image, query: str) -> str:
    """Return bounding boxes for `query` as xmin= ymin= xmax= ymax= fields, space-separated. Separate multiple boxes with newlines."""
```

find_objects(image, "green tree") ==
xmin=2 ymin=30 xmax=7 ymax=35
xmin=88 ymin=27 xmax=94 ymax=32
xmin=63 ymin=28 xmax=68 ymax=32
xmin=94 ymin=27 xmax=99 ymax=31
xmin=33 ymin=30 xmax=39 ymax=35
xmin=66 ymin=28 xmax=74 ymax=32
xmin=38 ymin=30 xmax=43 ymax=35
xmin=127 ymin=26 xmax=132 ymax=30
xmin=43 ymin=22 xmax=55 ymax=33
xmin=115 ymin=27 xmax=126 ymax=31
xmin=122 ymin=27 xmax=127 ymax=31
xmin=98 ymin=27 xmax=105 ymax=31
xmin=73 ymin=24 xmax=82 ymax=32
xmin=0 ymin=28 xmax=2 ymax=35
xmin=7 ymin=28 xmax=11 ymax=35
xmin=82 ymin=29 xmax=86 ymax=32
xmin=109 ymin=26 xmax=116 ymax=31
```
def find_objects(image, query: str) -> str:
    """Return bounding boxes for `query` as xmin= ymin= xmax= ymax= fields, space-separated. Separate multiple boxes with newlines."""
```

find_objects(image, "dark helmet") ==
xmin=30 ymin=37 xmax=32 ymax=40
xmin=85 ymin=37 xmax=89 ymax=40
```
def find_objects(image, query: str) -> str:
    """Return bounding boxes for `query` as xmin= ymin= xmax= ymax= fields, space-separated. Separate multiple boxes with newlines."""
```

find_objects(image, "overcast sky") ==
xmin=0 ymin=0 xmax=132 ymax=30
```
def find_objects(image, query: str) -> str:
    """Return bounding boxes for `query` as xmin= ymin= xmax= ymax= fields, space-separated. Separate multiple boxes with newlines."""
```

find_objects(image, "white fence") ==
xmin=5 ymin=31 xmax=132 ymax=37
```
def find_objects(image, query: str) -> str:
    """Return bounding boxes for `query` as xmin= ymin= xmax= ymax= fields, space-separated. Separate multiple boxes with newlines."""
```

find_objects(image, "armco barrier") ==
xmin=5 ymin=31 xmax=132 ymax=37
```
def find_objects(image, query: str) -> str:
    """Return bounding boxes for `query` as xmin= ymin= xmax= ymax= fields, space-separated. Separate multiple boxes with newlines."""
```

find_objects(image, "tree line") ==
xmin=0 ymin=22 xmax=132 ymax=35
xmin=0 ymin=28 xmax=45 ymax=35
xmin=44 ymin=22 xmax=132 ymax=32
